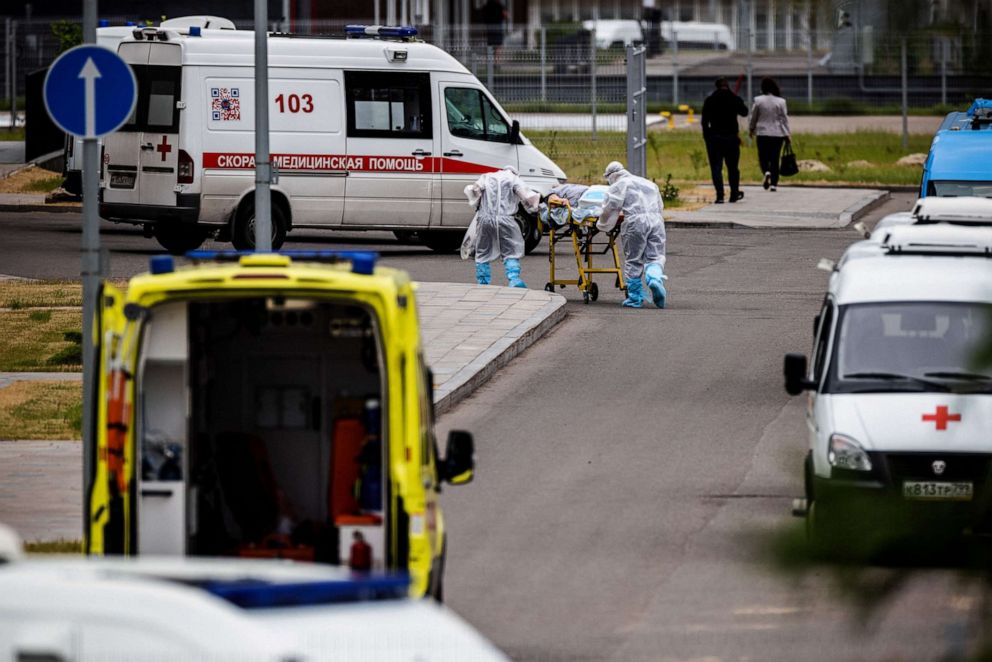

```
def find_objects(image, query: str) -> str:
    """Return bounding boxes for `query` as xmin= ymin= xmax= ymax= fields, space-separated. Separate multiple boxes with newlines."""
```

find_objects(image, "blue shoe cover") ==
xmin=622 ymin=278 xmax=644 ymax=308
xmin=504 ymin=258 xmax=527 ymax=288
xmin=475 ymin=261 xmax=492 ymax=285
xmin=645 ymin=264 xmax=667 ymax=309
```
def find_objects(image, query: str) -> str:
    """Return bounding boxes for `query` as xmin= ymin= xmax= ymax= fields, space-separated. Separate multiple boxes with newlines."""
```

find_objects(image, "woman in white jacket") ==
xmin=748 ymin=77 xmax=791 ymax=191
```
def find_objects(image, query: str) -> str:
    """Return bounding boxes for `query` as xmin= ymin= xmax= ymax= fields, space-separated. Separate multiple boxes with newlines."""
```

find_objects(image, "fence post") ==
xmin=540 ymin=27 xmax=547 ymax=103
xmin=746 ymin=28 xmax=753 ymax=104
xmin=486 ymin=45 xmax=494 ymax=90
xmin=900 ymin=37 xmax=908 ymax=151
xmin=626 ymin=45 xmax=647 ymax=177
xmin=940 ymin=37 xmax=947 ymax=106
xmin=806 ymin=26 xmax=813 ymax=105
xmin=9 ymin=20 xmax=15 ymax=130
xmin=3 ymin=19 xmax=9 ymax=106
xmin=672 ymin=28 xmax=679 ymax=107
xmin=590 ymin=27 xmax=597 ymax=140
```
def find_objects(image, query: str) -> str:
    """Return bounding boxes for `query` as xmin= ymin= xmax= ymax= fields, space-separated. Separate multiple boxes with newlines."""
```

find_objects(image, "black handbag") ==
xmin=780 ymin=142 xmax=799 ymax=177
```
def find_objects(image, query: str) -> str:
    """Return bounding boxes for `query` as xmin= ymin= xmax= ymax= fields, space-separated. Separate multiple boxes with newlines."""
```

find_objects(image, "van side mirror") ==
xmin=509 ymin=120 xmax=523 ymax=145
xmin=784 ymin=353 xmax=815 ymax=395
xmin=441 ymin=430 xmax=474 ymax=485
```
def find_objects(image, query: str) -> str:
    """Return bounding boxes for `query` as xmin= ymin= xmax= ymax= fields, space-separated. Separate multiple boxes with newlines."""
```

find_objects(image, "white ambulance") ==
xmin=99 ymin=25 xmax=566 ymax=254
xmin=63 ymin=17 xmax=237 ymax=196
xmin=785 ymin=224 xmax=992 ymax=549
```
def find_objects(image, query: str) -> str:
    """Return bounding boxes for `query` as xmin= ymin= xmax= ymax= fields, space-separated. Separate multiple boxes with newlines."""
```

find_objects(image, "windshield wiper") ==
xmin=844 ymin=372 xmax=950 ymax=391
xmin=924 ymin=371 xmax=992 ymax=381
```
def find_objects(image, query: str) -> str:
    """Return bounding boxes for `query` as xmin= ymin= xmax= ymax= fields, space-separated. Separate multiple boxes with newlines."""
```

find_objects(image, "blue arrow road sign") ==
xmin=44 ymin=45 xmax=137 ymax=139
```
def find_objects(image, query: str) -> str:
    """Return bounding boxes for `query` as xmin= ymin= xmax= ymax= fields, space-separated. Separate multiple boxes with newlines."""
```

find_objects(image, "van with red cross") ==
xmin=98 ymin=24 xmax=566 ymax=254
xmin=784 ymin=223 xmax=992 ymax=548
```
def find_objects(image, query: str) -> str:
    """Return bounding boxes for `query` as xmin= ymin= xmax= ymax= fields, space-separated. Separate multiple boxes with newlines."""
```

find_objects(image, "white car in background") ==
xmin=661 ymin=21 xmax=735 ymax=51
xmin=581 ymin=19 xmax=645 ymax=49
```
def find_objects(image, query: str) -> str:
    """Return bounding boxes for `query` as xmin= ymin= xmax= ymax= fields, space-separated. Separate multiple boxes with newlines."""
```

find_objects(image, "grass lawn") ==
xmin=529 ymin=130 xmax=932 ymax=187
xmin=25 ymin=539 xmax=82 ymax=554
xmin=0 ymin=280 xmax=84 ymax=309
xmin=0 ymin=380 xmax=82 ymax=440
xmin=0 ymin=309 xmax=83 ymax=372
xmin=0 ymin=127 xmax=26 ymax=141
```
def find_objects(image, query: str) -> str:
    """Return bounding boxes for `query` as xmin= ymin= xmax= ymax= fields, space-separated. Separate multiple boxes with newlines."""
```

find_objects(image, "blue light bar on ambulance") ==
xmin=344 ymin=24 xmax=418 ymax=39
xmin=196 ymin=574 xmax=410 ymax=609
xmin=184 ymin=250 xmax=379 ymax=275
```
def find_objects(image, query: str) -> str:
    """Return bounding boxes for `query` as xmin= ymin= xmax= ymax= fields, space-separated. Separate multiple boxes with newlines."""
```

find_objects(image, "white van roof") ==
xmin=121 ymin=28 xmax=470 ymax=74
xmin=911 ymin=196 xmax=992 ymax=224
xmin=833 ymin=253 xmax=992 ymax=305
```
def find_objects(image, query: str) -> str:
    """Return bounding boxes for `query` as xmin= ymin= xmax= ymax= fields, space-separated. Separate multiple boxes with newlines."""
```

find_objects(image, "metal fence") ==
xmin=3 ymin=16 xmax=990 ymax=163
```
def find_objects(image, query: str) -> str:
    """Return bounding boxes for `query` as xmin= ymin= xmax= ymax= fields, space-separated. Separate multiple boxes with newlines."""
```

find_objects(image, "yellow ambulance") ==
xmin=85 ymin=250 xmax=474 ymax=599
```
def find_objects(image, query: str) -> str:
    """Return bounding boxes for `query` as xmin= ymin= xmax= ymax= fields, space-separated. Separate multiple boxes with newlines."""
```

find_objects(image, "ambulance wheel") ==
xmin=544 ymin=282 xmax=554 ymax=293
xmin=154 ymin=225 xmax=208 ymax=255
xmin=420 ymin=230 xmax=464 ymax=254
xmin=589 ymin=282 xmax=599 ymax=301
xmin=232 ymin=201 xmax=287 ymax=251
xmin=517 ymin=211 xmax=542 ymax=254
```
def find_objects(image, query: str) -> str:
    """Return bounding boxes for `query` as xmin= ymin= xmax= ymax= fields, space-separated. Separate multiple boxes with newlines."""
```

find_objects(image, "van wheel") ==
xmin=154 ymin=225 xmax=208 ymax=255
xmin=232 ymin=202 xmax=287 ymax=251
xmin=517 ymin=211 xmax=542 ymax=254
xmin=420 ymin=230 xmax=464 ymax=254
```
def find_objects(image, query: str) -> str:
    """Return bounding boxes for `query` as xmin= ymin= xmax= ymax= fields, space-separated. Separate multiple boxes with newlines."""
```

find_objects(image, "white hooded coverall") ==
xmin=596 ymin=166 xmax=667 ymax=282
xmin=465 ymin=167 xmax=540 ymax=264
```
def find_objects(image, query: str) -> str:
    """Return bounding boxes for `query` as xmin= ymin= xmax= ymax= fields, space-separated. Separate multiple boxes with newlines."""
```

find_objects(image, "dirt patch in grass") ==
xmin=0 ymin=380 xmax=82 ymax=440
xmin=0 ymin=309 xmax=83 ymax=371
xmin=0 ymin=165 xmax=64 ymax=194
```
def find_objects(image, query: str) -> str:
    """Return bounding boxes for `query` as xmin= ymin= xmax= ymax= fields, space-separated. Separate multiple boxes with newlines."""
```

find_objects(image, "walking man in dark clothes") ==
xmin=701 ymin=77 xmax=748 ymax=203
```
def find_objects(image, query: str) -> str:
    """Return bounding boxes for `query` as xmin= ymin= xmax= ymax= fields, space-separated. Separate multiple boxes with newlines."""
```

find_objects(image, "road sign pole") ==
xmin=254 ymin=0 xmax=273 ymax=251
xmin=81 ymin=0 xmax=100 ymax=551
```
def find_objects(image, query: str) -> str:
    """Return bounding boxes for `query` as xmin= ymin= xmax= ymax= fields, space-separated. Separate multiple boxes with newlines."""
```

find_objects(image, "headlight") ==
xmin=827 ymin=434 xmax=872 ymax=472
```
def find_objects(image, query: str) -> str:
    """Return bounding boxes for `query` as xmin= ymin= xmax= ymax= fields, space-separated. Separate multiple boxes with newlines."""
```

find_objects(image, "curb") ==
xmin=433 ymin=293 xmax=567 ymax=416
xmin=0 ymin=204 xmax=81 ymax=214
xmin=840 ymin=189 xmax=891 ymax=225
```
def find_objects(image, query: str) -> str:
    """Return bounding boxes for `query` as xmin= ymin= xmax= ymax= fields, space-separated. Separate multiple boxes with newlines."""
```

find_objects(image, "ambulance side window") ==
xmin=444 ymin=88 xmax=511 ymax=143
xmin=811 ymin=302 xmax=834 ymax=383
xmin=345 ymin=71 xmax=432 ymax=139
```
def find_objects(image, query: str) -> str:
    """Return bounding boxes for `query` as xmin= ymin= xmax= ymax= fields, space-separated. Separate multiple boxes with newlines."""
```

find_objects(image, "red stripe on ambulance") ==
xmin=202 ymin=152 xmax=497 ymax=175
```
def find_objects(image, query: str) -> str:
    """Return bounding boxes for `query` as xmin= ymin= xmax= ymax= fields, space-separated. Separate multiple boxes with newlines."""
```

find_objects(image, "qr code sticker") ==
xmin=211 ymin=88 xmax=241 ymax=121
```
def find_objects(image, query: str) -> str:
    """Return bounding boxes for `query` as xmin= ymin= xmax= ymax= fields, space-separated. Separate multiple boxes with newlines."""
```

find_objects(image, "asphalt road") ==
xmin=1 ymin=193 xmax=983 ymax=659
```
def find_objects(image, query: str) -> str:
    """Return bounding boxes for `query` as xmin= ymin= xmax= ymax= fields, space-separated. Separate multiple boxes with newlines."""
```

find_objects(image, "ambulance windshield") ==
xmin=830 ymin=302 xmax=992 ymax=392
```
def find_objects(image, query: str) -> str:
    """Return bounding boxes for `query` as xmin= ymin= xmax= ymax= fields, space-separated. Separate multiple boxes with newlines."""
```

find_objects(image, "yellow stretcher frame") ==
xmin=542 ymin=199 xmax=626 ymax=304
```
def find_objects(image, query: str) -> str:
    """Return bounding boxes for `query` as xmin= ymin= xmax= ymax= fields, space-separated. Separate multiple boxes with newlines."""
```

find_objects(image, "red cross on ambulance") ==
xmin=156 ymin=135 xmax=172 ymax=161
xmin=922 ymin=405 xmax=961 ymax=431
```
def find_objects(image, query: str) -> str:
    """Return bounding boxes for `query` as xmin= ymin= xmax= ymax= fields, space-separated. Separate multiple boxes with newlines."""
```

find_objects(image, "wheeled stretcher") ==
xmin=540 ymin=194 xmax=626 ymax=304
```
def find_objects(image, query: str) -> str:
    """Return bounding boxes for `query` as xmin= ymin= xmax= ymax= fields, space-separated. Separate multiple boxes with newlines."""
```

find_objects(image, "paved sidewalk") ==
xmin=0 ymin=282 xmax=566 ymax=543
xmin=667 ymin=185 xmax=888 ymax=229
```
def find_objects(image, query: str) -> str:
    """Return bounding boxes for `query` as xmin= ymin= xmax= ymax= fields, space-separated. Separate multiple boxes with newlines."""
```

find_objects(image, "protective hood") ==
xmin=603 ymin=161 xmax=628 ymax=184
xmin=826 ymin=393 xmax=992 ymax=453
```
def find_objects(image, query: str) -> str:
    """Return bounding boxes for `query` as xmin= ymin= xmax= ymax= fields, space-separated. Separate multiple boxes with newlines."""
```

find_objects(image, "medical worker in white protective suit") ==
xmin=597 ymin=161 xmax=668 ymax=308
xmin=464 ymin=166 xmax=540 ymax=287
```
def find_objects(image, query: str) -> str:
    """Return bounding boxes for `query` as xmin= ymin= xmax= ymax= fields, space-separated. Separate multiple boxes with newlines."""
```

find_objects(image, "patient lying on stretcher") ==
xmin=541 ymin=184 xmax=612 ymax=229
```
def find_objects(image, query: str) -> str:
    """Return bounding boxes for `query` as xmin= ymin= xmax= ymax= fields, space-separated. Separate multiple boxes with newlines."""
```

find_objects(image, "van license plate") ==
xmin=110 ymin=172 xmax=136 ymax=189
xmin=902 ymin=481 xmax=973 ymax=501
